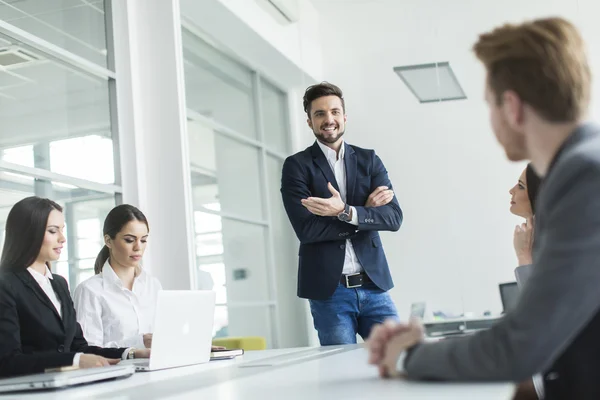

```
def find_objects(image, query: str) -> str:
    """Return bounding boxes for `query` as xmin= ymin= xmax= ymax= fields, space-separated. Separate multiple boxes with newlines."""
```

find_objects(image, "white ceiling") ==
xmin=310 ymin=0 xmax=600 ymax=115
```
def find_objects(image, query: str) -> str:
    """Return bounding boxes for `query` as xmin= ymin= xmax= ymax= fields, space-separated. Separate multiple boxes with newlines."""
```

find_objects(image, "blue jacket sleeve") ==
xmin=281 ymin=156 xmax=357 ymax=244
xmin=353 ymin=153 xmax=403 ymax=231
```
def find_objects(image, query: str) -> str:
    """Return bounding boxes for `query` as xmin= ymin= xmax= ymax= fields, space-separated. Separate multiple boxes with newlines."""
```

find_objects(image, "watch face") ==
xmin=337 ymin=212 xmax=350 ymax=222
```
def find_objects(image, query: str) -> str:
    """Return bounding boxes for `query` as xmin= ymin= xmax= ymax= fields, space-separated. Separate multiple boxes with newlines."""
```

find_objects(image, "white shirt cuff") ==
xmin=533 ymin=373 xmax=545 ymax=399
xmin=122 ymin=347 xmax=133 ymax=360
xmin=395 ymin=351 xmax=407 ymax=373
xmin=72 ymin=352 xmax=82 ymax=367
xmin=348 ymin=206 xmax=359 ymax=226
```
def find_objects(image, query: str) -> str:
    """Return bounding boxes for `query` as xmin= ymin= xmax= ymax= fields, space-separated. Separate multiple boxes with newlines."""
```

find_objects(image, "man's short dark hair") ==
xmin=303 ymin=82 xmax=345 ymax=116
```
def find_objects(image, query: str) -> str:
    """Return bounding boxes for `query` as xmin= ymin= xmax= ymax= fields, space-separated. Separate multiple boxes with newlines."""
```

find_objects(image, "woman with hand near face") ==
xmin=509 ymin=163 xmax=542 ymax=266
xmin=0 ymin=197 xmax=149 ymax=378
xmin=509 ymin=165 xmax=544 ymax=400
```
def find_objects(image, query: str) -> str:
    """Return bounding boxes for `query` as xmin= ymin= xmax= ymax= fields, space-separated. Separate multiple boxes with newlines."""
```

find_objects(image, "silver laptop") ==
xmin=123 ymin=290 xmax=216 ymax=372
xmin=0 ymin=365 xmax=134 ymax=393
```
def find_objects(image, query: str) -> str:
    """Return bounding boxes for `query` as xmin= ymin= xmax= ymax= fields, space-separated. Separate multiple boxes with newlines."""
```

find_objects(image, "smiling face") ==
xmin=106 ymin=220 xmax=149 ymax=270
xmin=36 ymin=209 xmax=66 ymax=264
xmin=307 ymin=95 xmax=347 ymax=146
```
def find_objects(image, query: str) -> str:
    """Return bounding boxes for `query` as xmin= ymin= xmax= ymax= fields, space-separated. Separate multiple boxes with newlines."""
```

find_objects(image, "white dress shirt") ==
xmin=73 ymin=260 xmax=162 ymax=349
xmin=316 ymin=140 xmax=362 ymax=275
xmin=533 ymin=373 xmax=545 ymax=399
xmin=27 ymin=266 xmax=85 ymax=366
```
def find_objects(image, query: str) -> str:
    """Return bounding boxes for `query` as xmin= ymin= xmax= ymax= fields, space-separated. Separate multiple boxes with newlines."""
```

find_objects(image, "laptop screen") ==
xmin=499 ymin=282 xmax=519 ymax=313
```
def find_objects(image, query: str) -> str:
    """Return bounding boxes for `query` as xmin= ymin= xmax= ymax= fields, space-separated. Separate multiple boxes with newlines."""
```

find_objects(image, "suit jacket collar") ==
xmin=13 ymin=268 xmax=65 ymax=328
xmin=310 ymin=141 xmax=357 ymax=204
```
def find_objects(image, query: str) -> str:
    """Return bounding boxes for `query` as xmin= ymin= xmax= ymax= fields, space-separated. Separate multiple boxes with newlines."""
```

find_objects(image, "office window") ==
xmin=0 ymin=173 xmax=115 ymax=288
xmin=182 ymin=28 xmax=257 ymax=140
xmin=0 ymin=2 xmax=121 ymax=291
xmin=0 ymin=0 xmax=110 ymax=68
xmin=261 ymin=79 xmax=289 ymax=153
xmin=183 ymin=28 xmax=295 ymax=347
xmin=0 ymin=33 xmax=113 ymax=184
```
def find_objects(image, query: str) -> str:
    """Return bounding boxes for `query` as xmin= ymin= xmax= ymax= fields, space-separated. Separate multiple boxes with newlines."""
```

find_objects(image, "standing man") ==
xmin=281 ymin=82 xmax=402 ymax=345
xmin=368 ymin=17 xmax=600 ymax=399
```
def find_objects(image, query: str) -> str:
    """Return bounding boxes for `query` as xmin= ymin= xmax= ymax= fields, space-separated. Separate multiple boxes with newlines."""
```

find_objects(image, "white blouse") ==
xmin=73 ymin=260 xmax=162 ymax=348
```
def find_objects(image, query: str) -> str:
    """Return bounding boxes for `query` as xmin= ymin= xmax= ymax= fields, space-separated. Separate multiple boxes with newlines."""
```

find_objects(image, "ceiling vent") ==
xmin=393 ymin=62 xmax=467 ymax=103
xmin=0 ymin=46 xmax=40 ymax=68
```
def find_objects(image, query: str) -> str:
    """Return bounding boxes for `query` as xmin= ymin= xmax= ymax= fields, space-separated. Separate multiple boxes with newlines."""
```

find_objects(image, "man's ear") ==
xmin=307 ymin=117 xmax=313 ymax=130
xmin=502 ymin=90 xmax=525 ymax=128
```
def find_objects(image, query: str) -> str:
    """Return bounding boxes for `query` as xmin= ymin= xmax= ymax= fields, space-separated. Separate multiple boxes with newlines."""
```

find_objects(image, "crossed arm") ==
xmin=281 ymin=154 xmax=401 ymax=244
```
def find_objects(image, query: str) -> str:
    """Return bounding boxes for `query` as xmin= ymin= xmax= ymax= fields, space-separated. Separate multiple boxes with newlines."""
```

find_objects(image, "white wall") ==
xmin=312 ymin=0 xmax=600 ymax=319
xmin=217 ymin=0 xmax=323 ymax=83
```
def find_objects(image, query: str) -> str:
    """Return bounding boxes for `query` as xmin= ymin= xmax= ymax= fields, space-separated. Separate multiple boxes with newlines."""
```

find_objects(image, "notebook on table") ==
xmin=210 ymin=348 xmax=244 ymax=360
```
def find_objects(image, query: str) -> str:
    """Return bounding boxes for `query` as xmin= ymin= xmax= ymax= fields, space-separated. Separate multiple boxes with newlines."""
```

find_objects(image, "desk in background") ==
xmin=425 ymin=316 xmax=503 ymax=337
xmin=5 ymin=345 xmax=513 ymax=400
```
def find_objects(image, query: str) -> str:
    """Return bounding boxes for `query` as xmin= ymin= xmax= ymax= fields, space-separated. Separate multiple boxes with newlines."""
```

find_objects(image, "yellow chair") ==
xmin=212 ymin=336 xmax=266 ymax=351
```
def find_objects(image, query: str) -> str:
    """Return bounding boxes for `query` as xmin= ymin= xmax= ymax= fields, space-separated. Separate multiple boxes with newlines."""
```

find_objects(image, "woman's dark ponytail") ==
xmin=94 ymin=245 xmax=110 ymax=275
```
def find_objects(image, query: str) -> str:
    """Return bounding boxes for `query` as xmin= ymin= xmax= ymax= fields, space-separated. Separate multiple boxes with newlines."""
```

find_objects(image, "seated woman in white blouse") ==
xmin=74 ymin=204 xmax=161 ymax=349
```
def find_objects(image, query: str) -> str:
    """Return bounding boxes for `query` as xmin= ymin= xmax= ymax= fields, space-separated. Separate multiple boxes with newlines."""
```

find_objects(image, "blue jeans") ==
xmin=309 ymin=282 xmax=399 ymax=345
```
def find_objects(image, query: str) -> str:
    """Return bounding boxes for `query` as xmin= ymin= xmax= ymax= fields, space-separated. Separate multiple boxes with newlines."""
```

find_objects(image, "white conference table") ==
xmin=4 ymin=345 xmax=514 ymax=400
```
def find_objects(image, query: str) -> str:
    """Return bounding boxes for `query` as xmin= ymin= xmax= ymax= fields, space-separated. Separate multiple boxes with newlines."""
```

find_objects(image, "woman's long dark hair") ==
xmin=94 ymin=204 xmax=149 ymax=274
xmin=525 ymin=163 xmax=542 ymax=214
xmin=0 ymin=197 xmax=62 ymax=270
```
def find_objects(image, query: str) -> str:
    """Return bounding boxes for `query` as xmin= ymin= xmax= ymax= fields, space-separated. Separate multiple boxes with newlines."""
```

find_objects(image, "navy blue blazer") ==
xmin=281 ymin=142 xmax=402 ymax=300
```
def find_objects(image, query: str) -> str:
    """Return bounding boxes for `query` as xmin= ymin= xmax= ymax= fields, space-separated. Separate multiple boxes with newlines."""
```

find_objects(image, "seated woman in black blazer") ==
xmin=0 ymin=196 xmax=150 ymax=377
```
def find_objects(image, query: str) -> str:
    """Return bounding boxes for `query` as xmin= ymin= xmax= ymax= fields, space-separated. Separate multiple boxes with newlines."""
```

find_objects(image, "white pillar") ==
xmin=109 ymin=0 xmax=197 ymax=289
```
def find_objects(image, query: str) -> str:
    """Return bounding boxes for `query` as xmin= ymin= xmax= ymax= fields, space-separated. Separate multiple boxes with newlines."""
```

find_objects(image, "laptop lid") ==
xmin=0 ymin=365 xmax=134 ymax=393
xmin=499 ymin=282 xmax=519 ymax=313
xmin=149 ymin=290 xmax=216 ymax=370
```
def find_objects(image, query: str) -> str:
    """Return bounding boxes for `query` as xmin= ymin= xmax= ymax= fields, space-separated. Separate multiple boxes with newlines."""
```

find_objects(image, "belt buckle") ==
xmin=345 ymin=273 xmax=362 ymax=288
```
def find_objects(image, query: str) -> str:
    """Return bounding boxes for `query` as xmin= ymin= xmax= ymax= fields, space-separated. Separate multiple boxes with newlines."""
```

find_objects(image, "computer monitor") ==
xmin=499 ymin=282 xmax=519 ymax=313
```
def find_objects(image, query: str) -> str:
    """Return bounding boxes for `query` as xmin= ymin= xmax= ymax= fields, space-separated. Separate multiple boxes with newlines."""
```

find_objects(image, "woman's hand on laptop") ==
xmin=143 ymin=333 xmax=152 ymax=348
xmin=79 ymin=355 xmax=120 ymax=368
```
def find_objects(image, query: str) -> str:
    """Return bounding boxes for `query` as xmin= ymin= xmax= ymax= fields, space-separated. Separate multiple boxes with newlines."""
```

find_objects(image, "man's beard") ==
xmin=313 ymin=127 xmax=345 ymax=144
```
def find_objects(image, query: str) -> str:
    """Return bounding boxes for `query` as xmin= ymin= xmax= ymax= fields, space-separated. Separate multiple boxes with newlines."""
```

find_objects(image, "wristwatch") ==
xmin=127 ymin=349 xmax=136 ymax=360
xmin=337 ymin=203 xmax=351 ymax=222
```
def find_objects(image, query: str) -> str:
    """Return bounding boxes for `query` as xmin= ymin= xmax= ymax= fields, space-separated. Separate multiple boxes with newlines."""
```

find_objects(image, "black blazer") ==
xmin=0 ymin=268 xmax=126 ymax=377
xmin=281 ymin=142 xmax=403 ymax=300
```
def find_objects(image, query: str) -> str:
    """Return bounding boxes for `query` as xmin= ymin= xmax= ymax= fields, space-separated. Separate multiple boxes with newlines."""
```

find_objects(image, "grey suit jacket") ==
xmin=404 ymin=123 xmax=600 ymax=383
